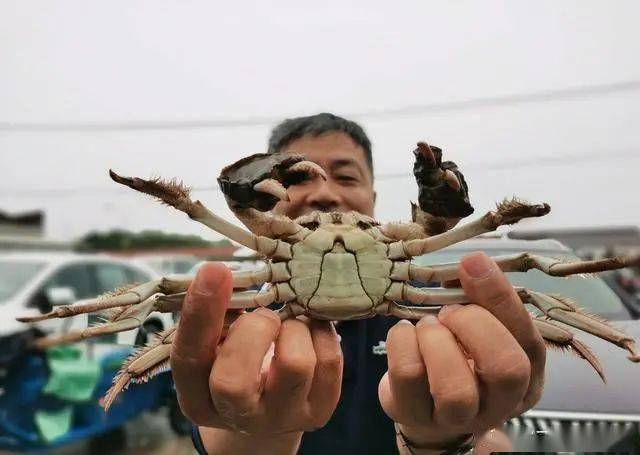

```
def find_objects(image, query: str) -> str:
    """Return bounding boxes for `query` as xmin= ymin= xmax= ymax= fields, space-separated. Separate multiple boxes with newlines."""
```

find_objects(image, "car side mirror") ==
xmin=45 ymin=287 xmax=76 ymax=307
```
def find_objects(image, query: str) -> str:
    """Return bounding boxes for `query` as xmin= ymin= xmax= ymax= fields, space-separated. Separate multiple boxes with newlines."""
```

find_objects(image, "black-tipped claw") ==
xmin=218 ymin=153 xmax=323 ymax=212
xmin=412 ymin=142 xmax=474 ymax=218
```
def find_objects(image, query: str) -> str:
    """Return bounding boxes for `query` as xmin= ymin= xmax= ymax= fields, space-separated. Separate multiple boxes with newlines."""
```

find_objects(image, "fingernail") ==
xmin=462 ymin=252 xmax=495 ymax=279
xmin=397 ymin=319 xmax=413 ymax=326
xmin=438 ymin=303 xmax=462 ymax=318
xmin=192 ymin=270 xmax=214 ymax=296
xmin=254 ymin=307 xmax=280 ymax=321
xmin=419 ymin=315 xmax=438 ymax=325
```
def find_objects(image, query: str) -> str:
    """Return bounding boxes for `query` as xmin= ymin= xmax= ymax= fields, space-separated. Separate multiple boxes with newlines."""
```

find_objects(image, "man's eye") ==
xmin=336 ymin=175 xmax=358 ymax=183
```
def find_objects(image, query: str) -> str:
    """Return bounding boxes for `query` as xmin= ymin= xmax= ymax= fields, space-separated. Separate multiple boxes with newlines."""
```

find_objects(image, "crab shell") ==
xmin=275 ymin=211 xmax=391 ymax=320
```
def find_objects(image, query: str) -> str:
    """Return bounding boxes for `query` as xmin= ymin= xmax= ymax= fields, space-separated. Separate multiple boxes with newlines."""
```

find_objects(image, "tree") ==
xmin=74 ymin=229 xmax=232 ymax=252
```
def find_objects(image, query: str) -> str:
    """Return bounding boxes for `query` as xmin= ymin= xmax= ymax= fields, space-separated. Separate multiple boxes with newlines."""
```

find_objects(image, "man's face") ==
xmin=273 ymin=132 xmax=376 ymax=219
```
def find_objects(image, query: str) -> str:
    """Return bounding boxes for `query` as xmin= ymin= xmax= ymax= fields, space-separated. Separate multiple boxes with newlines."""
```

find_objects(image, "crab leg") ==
xmin=380 ymin=220 xmax=431 ymax=242
xmin=229 ymin=287 xmax=278 ymax=309
xmin=109 ymin=171 xmax=291 ymax=259
xmin=33 ymin=293 xmax=164 ymax=349
xmin=102 ymin=293 xmax=272 ymax=410
xmin=232 ymin=208 xmax=311 ymax=241
xmin=387 ymin=199 xmax=551 ymax=259
xmin=17 ymin=279 xmax=181 ymax=323
xmin=30 ymin=284 xmax=270 ymax=350
xmin=520 ymin=290 xmax=640 ymax=362
xmin=385 ymin=282 xmax=470 ymax=306
xmin=383 ymin=281 xmax=639 ymax=366
xmin=390 ymin=253 xmax=640 ymax=284
xmin=18 ymin=264 xmax=288 ymax=326
xmin=380 ymin=300 xmax=441 ymax=319
xmin=532 ymin=316 xmax=606 ymax=381
xmin=102 ymin=326 xmax=176 ymax=410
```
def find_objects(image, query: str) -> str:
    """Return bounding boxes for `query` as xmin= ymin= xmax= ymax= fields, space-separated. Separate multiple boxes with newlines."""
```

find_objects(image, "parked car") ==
xmin=1 ymin=252 xmax=174 ymax=347
xmin=601 ymin=271 xmax=640 ymax=319
xmin=414 ymin=236 xmax=640 ymax=452
xmin=131 ymin=253 xmax=202 ymax=276
xmin=0 ymin=252 xmax=186 ymax=450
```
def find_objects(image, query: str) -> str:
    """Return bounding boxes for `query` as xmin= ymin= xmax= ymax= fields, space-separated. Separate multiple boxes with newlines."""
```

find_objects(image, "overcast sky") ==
xmin=1 ymin=1 xmax=639 ymax=242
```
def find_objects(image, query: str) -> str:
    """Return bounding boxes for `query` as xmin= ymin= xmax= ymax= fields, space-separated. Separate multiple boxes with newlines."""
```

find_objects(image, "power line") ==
xmin=1 ymin=80 xmax=639 ymax=132
xmin=2 ymin=148 xmax=638 ymax=197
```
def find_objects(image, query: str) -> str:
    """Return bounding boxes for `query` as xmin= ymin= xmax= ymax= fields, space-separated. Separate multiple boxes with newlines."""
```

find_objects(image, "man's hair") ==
xmin=268 ymin=113 xmax=374 ymax=177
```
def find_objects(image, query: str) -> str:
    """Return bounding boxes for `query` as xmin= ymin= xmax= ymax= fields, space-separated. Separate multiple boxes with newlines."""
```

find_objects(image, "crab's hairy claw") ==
xmin=253 ymin=179 xmax=290 ymax=202
xmin=522 ymin=290 xmax=640 ymax=362
xmin=485 ymin=199 xmax=551 ymax=228
xmin=533 ymin=317 xmax=605 ymax=382
xmin=102 ymin=326 xmax=176 ymax=411
xmin=109 ymin=170 xmax=192 ymax=210
xmin=110 ymin=170 xmax=267 ymax=252
xmin=33 ymin=294 xmax=161 ymax=349
xmin=387 ymin=198 xmax=550 ymax=259
xmin=384 ymin=282 xmax=470 ymax=306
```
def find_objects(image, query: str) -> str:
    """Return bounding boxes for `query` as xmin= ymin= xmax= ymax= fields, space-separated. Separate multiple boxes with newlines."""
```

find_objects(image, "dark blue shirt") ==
xmin=193 ymin=316 xmax=401 ymax=455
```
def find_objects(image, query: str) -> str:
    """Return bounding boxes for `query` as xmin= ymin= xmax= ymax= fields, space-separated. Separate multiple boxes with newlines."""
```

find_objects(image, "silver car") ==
xmin=414 ymin=237 xmax=640 ymax=452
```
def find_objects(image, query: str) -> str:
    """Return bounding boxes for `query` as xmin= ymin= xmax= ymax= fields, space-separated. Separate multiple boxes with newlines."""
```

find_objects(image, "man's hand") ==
xmin=170 ymin=263 xmax=343 ymax=452
xmin=379 ymin=252 xmax=546 ymax=448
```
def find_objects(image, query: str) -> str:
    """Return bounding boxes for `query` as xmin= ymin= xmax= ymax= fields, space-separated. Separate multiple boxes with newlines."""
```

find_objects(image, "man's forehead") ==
xmin=280 ymin=132 xmax=369 ymax=169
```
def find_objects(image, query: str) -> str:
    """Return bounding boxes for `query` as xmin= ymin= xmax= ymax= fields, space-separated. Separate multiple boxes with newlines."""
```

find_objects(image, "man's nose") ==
xmin=306 ymin=179 xmax=342 ymax=212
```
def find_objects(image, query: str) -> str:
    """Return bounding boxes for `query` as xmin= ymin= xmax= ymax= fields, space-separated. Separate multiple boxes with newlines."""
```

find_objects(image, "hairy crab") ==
xmin=19 ymin=142 xmax=640 ymax=410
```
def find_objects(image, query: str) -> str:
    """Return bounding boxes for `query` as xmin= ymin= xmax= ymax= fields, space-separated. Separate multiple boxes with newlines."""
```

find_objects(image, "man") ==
xmin=174 ymin=113 xmax=545 ymax=454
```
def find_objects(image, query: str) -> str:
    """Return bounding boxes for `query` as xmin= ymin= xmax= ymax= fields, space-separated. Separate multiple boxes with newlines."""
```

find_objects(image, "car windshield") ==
xmin=0 ymin=260 xmax=47 ymax=303
xmin=414 ymin=249 xmax=630 ymax=320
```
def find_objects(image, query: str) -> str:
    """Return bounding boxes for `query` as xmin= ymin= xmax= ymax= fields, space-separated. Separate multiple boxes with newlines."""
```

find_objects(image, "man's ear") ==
xmin=373 ymin=190 xmax=377 ymax=205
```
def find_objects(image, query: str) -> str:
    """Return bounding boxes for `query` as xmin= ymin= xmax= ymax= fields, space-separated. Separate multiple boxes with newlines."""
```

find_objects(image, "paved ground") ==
xmin=47 ymin=410 xmax=194 ymax=455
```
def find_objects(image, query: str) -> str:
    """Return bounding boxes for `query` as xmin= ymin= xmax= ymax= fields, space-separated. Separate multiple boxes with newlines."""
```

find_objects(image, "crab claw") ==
xmin=218 ymin=153 xmax=326 ymax=212
xmin=412 ymin=142 xmax=474 ymax=218
xmin=254 ymin=179 xmax=290 ymax=202
xmin=288 ymin=160 xmax=327 ymax=181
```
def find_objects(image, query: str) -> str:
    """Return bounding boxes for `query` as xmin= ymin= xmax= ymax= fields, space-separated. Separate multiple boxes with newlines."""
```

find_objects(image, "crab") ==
xmin=18 ymin=142 xmax=640 ymax=411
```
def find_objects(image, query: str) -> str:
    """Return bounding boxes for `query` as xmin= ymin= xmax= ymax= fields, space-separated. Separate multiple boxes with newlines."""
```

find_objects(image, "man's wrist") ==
xmin=395 ymin=423 xmax=474 ymax=455
xmin=199 ymin=426 xmax=302 ymax=455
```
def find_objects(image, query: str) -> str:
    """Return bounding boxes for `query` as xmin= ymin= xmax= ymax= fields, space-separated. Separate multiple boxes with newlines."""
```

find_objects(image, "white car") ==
xmin=0 ymin=252 xmax=174 ymax=347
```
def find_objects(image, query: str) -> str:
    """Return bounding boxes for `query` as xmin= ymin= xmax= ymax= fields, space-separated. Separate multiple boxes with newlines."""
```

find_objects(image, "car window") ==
xmin=95 ymin=263 xmax=143 ymax=294
xmin=414 ymin=250 xmax=631 ymax=320
xmin=128 ymin=267 xmax=151 ymax=284
xmin=0 ymin=260 xmax=46 ymax=303
xmin=45 ymin=263 xmax=97 ymax=299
